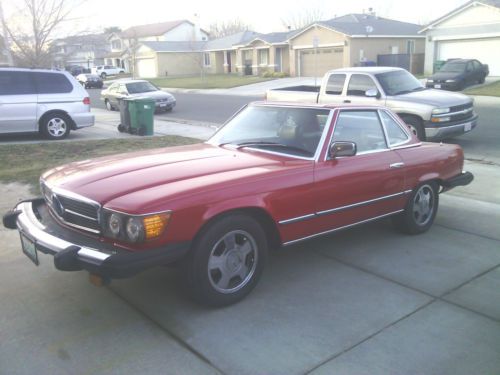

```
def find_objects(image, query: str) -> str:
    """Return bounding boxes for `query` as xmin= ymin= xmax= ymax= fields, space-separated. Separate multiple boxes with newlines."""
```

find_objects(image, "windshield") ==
xmin=439 ymin=61 xmax=466 ymax=73
xmin=208 ymin=106 xmax=330 ymax=157
xmin=376 ymin=70 xmax=424 ymax=96
xmin=126 ymin=81 xmax=158 ymax=94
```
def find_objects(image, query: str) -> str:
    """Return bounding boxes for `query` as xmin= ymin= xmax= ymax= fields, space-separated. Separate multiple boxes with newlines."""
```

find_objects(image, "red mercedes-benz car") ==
xmin=3 ymin=102 xmax=473 ymax=306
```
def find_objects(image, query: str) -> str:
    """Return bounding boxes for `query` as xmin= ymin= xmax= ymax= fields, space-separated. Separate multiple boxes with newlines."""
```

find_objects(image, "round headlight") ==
xmin=108 ymin=213 xmax=121 ymax=236
xmin=126 ymin=217 xmax=144 ymax=242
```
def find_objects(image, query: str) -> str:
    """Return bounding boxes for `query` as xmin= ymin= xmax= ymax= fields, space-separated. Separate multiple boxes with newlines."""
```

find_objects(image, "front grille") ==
xmin=449 ymin=102 xmax=474 ymax=122
xmin=42 ymin=183 xmax=101 ymax=233
xmin=450 ymin=103 xmax=473 ymax=113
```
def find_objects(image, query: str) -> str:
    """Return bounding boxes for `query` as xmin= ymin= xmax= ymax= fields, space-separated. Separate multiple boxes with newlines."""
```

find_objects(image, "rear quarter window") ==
xmin=34 ymin=72 xmax=73 ymax=94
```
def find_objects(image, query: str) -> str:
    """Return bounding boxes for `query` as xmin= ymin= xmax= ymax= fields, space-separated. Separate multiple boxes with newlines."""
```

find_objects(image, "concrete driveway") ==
xmin=1 ymin=158 xmax=499 ymax=374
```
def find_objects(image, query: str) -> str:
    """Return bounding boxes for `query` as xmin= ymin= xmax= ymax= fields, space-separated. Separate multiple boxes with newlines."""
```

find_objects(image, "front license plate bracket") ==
xmin=20 ymin=232 xmax=39 ymax=266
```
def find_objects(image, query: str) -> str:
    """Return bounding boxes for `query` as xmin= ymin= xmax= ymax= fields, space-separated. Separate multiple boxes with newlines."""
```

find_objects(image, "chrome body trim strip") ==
xmin=278 ymin=214 xmax=316 ymax=225
xmin=65 ymin=209 xmax=99 ymax=221
xmin=283 ymin=210 xmax=404 ymax=246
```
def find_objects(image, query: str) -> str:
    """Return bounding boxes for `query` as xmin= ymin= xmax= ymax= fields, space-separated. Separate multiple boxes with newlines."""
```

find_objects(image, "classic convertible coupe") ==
xmin=3 ymin=102 xmax=473 ymax=306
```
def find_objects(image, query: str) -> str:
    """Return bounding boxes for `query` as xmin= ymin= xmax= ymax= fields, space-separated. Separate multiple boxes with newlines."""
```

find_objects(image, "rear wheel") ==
xmin=100 ymin=72 xmax=107 ymax=79
xmin=185 ymin=214 xmax=268 ymax=307
xmin=392 ymin=182 xmax=439 ymax=234
xmin=105 ymin=99 xmax=114 ymax=111
xmin=400 ymin=115 xmax=425 ymax=141
xmin=40 ymin=113 xmax=71 ymax=140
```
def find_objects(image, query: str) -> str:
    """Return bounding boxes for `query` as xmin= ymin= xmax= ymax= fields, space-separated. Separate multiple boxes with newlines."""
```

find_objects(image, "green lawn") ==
xmin=465 ymin=80 xmax=500 ymax=97
xmin=0 ymin=136 xmax=198 ymax=193
xmin=149 ymin=74 xmax=276 ymax=89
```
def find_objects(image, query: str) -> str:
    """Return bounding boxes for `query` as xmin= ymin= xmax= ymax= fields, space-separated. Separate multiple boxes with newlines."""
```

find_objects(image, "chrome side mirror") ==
xmin=365 ymin=88 xmax=380 ymax=98
xmin=329 ymin=142 xmax=357 ymax=158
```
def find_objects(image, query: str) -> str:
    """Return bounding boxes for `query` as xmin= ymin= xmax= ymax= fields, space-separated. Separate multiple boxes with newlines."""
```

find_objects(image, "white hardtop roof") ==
xmin=327 ymin=67 xmax=404 ymax=74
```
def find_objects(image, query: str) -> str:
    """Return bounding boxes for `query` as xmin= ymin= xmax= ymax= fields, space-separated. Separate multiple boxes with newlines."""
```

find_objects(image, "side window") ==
xmin=347 ymin=74 xmax=377 ymax=96
xmin=325 ymin=74 xmax=346 ymax=95
xmin=473 ymin=60 xmax=481 ymax=70
xmin=379 ymin=111 xmax=409 ymax=146
xmin=0 ymin=71 xmax=36 ymax=95
xmin=466 ymin=62 xmax=473 ymax=73
xmin=332 ymin=110 xmax=387 ymax=153
xmin=35 ymin=72 xmax=72 ymax=94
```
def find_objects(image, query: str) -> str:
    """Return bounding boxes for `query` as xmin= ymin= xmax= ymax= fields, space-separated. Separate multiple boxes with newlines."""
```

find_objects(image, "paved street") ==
xmin=1 ymin=85 xmax=500 ymax=374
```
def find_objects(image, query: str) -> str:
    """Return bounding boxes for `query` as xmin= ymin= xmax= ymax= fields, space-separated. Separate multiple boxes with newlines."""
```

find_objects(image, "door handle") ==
xmin=389 ymin=162 xmax=405 ymax=169
xmin=343 ymin=100 xmax=351 ymax=103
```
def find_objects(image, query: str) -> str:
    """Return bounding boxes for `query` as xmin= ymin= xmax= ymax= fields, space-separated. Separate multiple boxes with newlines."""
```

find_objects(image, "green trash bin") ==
xmin=128 ymin=97 xmax=155 ymax=136
xmin=433 ymin=60 xmax=446 ymax=73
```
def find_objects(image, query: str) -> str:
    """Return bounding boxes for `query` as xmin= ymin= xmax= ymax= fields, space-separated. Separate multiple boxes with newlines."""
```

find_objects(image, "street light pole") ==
xmin=0 ymin=0 xmax=14 ymax=66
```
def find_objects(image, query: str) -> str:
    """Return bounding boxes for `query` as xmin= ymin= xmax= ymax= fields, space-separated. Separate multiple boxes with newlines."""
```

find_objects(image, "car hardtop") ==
xmin=0 ymin=67 xmax=74 ymax=76
xmin=251 ymin=100 xmax=389 ymax=112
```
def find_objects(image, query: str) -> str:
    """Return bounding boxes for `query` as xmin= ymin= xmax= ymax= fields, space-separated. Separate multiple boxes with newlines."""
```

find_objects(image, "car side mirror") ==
xmin=329 ymin=141 xmax=357 ymax=158
xmin=365 ymin=88 xmax=380 ymax=98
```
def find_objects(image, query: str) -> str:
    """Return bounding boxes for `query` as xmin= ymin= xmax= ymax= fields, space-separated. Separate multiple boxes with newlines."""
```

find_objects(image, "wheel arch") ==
xmin=38 ymin=110 xmax=76 ymax=130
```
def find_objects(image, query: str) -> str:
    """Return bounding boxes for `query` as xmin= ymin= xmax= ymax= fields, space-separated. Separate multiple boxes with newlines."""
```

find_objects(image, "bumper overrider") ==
xmin=2 ymin=198 xmax=189 ymax=279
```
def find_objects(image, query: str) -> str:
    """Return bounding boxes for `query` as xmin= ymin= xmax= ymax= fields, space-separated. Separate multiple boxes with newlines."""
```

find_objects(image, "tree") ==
xmin=281 ymin=8 xmax=326 ymax=30
xmin=208 ymin=19 xmax=251 ymax=39
xmin=1 ymin=0 xmax=83 ymax=67
xmin=104 ymin=26 xmax=121 ymax=34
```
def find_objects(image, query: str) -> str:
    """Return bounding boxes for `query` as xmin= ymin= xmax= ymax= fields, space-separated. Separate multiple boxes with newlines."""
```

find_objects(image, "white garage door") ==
xmin=136 ymin=58 xmax=157 ymax=78
xmin=300 ymin=47 xmax=344 ymax=77
xmin=437 ymin=38 xmax=500 ymax=76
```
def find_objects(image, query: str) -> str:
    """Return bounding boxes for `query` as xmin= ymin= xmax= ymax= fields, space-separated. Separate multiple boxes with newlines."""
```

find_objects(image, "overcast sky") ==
xmin=4 ymin=0 xmax=467 ymax=35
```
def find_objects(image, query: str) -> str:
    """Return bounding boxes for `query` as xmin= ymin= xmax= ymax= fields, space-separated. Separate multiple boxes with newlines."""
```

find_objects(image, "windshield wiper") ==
xmin=235 ymin=141 xmax=312 ymax=155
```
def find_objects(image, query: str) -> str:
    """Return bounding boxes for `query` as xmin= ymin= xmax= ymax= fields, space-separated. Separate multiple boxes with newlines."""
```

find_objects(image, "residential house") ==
xmin=287 ymin=14 xmax=425 ymax=76
xmin=104 ymin=20 xmax=209 ymax=73
xmin=51 ymin=34 xmax=109 ymax=70
xmin=420 ymin=0 xmax=500 ymax=75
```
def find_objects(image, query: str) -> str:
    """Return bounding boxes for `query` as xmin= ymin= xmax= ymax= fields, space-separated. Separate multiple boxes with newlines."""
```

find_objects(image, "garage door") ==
xmin=437 ymin=38 xmax=500 ymax=76
xmin=136 ymin=58 xmax=157 ymax=78
xmin=300 ymin=47 xmax=344 ymax=77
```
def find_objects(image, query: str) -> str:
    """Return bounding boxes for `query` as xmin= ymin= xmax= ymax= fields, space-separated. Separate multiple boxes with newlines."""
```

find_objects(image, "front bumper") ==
xmin=155 ymin=100 xmax=176 ymax=112
xmin=3 ymin=199 xmax=189 ymax=279
xmin=425 ymin=81 xmax=463 ymax=91
xmin=424 ymin=114 xmax=478 ymax=141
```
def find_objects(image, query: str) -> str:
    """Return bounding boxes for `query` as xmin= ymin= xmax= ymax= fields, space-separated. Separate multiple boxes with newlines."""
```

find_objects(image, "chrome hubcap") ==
xmin=412 ymin=185 xmax=434 ymax=226
xmin=208 ymin=230 xmax=258 ymax=294
xmin=47 ymin=118 xmax=67 ymax=137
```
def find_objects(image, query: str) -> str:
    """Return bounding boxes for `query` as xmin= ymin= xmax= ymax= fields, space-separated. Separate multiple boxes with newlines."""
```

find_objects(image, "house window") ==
xmin=243 ymin=50 xmax=252 ymax=62
xmin=406 ymin=40 xmax=415 ymax=54
xmin=258 ymin=49 xmax=269 ymax=65
xmin=111 ymin=40 xmax=122 ymax=50
xmin=204 ymin=53 xmax=211 ymax=66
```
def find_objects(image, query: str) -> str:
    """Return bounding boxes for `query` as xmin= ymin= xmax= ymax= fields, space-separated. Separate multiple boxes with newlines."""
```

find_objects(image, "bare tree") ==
xmin=2 ymin=0 xmax=83 ymax=67
xmin=209 ymin=19 xmax=251 ymax=39
xmin=281 ymin=8 xmax=326 ymax=30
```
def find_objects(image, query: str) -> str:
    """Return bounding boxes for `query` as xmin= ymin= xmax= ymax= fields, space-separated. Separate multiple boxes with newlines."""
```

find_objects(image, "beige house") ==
xmin=420 ymin=0 xmax=500 ymax=75
xmin=287 ymin=14 xmax=425 ymax=76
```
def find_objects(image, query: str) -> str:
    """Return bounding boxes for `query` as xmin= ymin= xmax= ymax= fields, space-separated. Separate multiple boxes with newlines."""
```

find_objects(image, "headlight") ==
xmin=103 ymin=210 xmax=171 ymax=243
xmin=445 ymin=79 xmax=456 ymax=83
xmin=108 ymin=213 xmax=121 ymax=236
xmin=432 ymin=108 xmax=450 ymax=115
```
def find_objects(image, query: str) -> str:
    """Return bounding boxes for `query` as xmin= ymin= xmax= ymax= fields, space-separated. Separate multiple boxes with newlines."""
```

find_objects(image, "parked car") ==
xmin=91 ymin=65 xmax=125 ymax=79
xmin=101 ymin=79 xmax=176 ymax=112
xmin=266 ymin=67 xmax=478 ymax=141
xmin=66 ymin=65 xmax=89 ymax=76
xmin=76 ymin=73 xmax=104 ymax=89
xmin=0 ymin=68 xmax=94 ymax=139
xmin=3 ymin=102 xmax=473 ymax=306
xmin=426 ymin=59 xmax=489 ymax=91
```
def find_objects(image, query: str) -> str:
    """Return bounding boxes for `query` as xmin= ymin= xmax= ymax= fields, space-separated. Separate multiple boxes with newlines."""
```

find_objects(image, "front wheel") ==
xmin=185 ymin=214 xmax=268 ymax=307
xmin=40 ymin=113 xmax=71 ymax=140
xmin=105 ymin=99 xmax=114 ymax=111
xmin=401 ymin=116 xmax=425 ymax=141
xmin=100 ymin=72 xmax=107 ymax=79
xmin=392 ymin=182 xmax=439 ymax=234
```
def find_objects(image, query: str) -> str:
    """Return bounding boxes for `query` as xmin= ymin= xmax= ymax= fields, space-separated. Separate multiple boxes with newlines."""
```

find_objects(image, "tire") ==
xmin=400 ymin=115 xmax=425 ymax=141
xmin=105 ymin=99 xmax=114 ymax=111
xmin=100 ymin=72 xmax=107 ymax=79
xmin=185 ymin=214 xmax=268 ymax=307
xmin=40 ymin=113 xmax=71 ymax=140
xmin=392 ymin=181 xmax=439 ymax=235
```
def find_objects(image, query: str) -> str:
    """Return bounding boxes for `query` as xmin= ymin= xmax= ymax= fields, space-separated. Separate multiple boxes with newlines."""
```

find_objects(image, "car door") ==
xmin=342 ymin=74 xmax=384 ymax=105
xmin=317 ymin=73 xmax=347 ymax=106
xmin=0 ymin=71 xmax=38 ymax=133
xmin=105 ymin=83 xmax=120 ymax=106
xmin=312 ymin=109 xmax=407 ymax=234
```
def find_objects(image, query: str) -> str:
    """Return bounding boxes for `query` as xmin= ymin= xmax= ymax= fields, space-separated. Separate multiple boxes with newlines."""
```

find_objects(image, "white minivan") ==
xmin=0 ymin=68 xmax=94 ymax=139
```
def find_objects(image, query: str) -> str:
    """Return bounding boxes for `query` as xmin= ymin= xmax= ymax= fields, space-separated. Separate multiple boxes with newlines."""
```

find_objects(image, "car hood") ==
xmin=41 ymin=143 xmax=293 ymax=213
xmin=428 ymin=72 xmax=464 ymax=81
xmin=389 ymin=88 xmax=472 ymax=107
xmin=129 ymin=90 xmax=174 ymax=100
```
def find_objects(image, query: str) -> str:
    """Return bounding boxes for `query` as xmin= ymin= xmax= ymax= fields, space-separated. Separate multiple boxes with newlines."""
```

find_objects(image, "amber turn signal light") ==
xmin=143 ymin=213 xmax=171 ymax=240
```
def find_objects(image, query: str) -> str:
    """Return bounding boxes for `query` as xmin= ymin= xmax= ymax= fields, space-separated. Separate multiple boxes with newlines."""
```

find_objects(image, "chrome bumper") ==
xmin=13 ymin=201 xmax=111 ymax=263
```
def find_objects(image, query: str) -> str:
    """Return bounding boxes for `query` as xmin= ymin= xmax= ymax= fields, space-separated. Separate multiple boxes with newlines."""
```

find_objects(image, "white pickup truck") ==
xmin=266 ymin=67 xmax=477 ymax=141
xmin=91 ymin=65 xmax=125 ymax=79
